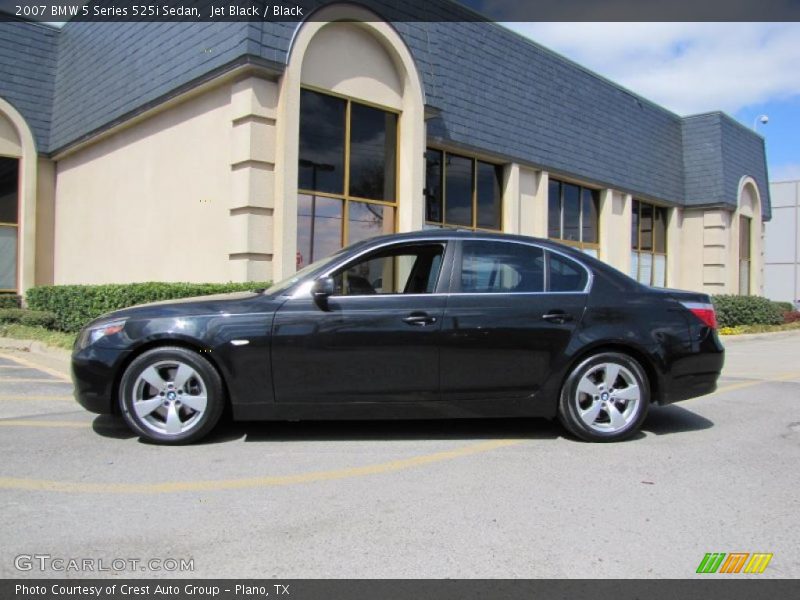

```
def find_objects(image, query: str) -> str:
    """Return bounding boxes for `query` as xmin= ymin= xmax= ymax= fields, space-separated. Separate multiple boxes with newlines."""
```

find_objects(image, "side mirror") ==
xmin=311 ymin=276 xmax=335 ymax=308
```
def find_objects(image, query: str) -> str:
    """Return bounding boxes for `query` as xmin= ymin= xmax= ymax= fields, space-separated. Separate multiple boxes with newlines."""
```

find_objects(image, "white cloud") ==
xmin=502 ymin=22 xmax=800 ymax=115
xmin=770 ymin=163 xmax=800 ymax=182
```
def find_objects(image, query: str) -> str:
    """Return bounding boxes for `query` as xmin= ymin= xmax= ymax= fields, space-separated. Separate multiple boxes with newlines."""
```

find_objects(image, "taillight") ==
xmin=681 ymin=302 xmax=717 ymax=329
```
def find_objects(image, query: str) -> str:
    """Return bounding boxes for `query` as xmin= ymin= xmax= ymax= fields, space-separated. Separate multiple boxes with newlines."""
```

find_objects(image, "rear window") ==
xmin=548 ymin=252 xmax=588 ymax=292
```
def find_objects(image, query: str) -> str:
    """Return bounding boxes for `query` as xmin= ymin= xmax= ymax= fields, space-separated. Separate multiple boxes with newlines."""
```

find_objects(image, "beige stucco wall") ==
xmin=35 ymin=157 xmax=55 ymax=285
xmin=54 ymin=84 xmax=234 ymax=284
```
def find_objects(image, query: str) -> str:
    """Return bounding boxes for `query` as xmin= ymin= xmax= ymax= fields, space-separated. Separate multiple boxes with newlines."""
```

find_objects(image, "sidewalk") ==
xmin=0 ymin=337 xmax=71 ymax=377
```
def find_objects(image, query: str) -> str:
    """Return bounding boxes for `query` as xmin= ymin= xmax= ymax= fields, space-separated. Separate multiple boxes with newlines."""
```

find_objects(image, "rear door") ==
xmin=439 ymin=240 xmax=588 ymax=401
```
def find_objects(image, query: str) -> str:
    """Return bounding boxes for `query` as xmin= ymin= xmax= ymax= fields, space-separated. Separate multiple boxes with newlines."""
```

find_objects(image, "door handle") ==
xmin=542 ymin=311 xmax=573 ymax=324
xmin=403 ymin=313 xmax=437 ymax=326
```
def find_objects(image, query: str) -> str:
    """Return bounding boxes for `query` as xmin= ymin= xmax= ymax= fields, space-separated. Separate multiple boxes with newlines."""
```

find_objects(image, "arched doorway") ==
xmin=272 ymin=4 xmax=425 ymax=279
xmin=736 ymin=177 xmax=762 ymax=295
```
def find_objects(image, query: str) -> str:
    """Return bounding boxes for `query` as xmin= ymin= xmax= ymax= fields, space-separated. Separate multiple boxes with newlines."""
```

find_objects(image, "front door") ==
xmin=272 ymin=242 xmax=450 ymax=404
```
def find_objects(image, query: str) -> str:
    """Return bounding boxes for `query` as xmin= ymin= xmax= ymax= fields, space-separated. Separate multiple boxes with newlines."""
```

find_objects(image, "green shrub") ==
xmin=0 ymin=308 xmax=57 ymax=329
xmin=772 ymin=300 xmax=795 ymax=313
xmin=0 ymin=294 xmax=21 ymax=309
xmin=711 ymin=295 xmax=784 ymax=328
xmin=26 ymin=281 xmax=270 ymax=332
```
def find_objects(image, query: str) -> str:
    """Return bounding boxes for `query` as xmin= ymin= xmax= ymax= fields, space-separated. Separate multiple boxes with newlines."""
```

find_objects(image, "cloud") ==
xmin=770 ymin=163 xmax=800 ymax=182
xmin=502 ymin=22 xmax=800 ymax=116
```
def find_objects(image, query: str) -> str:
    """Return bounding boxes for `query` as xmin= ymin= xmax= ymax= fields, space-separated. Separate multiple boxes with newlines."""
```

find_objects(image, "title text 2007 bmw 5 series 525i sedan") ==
xmin=72 ymin=231 xmax=724 ymax=444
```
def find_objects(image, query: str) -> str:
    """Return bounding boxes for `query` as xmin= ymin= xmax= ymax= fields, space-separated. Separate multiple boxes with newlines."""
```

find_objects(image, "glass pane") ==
xmin=425 ymin=149 xmax=443 ymax=223
xmin=0 ymin=225 xmax=17 ymax=290
xmin=348 ymin=201 xmax=394 ymax=246
xmin=653 ymin=254 xmax=666 ymax=288
xmin=581 ymin=188 xmax=598 ymax=244
xmin=630 ymin=251 xmax=639 ymax=280
xmin=445 ymin=154 xmax=473 ymax=227
xmin=460 ymin=240 xmax=544 ymax=293
xmin=298 ymin=89 xmax=345 ymax=194
xmin=548 ymin=180 xmax=561 ymax=238
xmin=631 ymin=200 xmax=640 ymax=250
xmin=562 ymin=183 xmax=580 ymax=242
xmin=739 ymin=216 xmax=751 ymax=260
xmin=296 ymin=194 xmax=343 ymax=269
xmin=334 ymin=244 xmax=445 ymax=296
xmin=639 ymin=202 xmax=653 ymax=251
xmin=0 ymin=158 xmax=18 ymax=224
xmin=638 ymin=252 xmax=653 ymax=285
xmin=739 ymin=259 xmax=750 ymax=295
xmin=476 ymin=161 xmax=502 ymax=230
xmin=549 ymin=252 xmax=588 ymax=292
xmin=654 ymin=206 xmax=667 ymax=253
xmin=349 ymin=103 xmax=397 ymax=201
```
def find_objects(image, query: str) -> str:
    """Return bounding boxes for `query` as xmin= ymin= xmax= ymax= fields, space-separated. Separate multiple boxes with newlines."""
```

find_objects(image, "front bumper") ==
xmin=71 ymin=345 xmax=131 ymax=415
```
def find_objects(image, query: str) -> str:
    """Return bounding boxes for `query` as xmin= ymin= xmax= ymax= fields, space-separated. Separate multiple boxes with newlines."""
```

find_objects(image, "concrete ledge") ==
xmin=719 ymin=329 xmax=800 ymax=344
xmin=0 ymin=336 xmax=71 ymax=376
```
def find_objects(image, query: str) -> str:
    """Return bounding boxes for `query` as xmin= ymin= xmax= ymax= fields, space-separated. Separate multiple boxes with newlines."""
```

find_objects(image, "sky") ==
xmin=502 ymin=22 xmax=800 ymax=182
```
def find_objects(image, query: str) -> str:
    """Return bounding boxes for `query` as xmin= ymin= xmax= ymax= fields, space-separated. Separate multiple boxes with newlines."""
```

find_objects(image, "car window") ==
xmin=332 ymin=243 xmax=446 ymax=296
xmin=548 ymin=252 xmax=589 ymax=292
xmin=459 ymin=241 xmax=544 ymax=293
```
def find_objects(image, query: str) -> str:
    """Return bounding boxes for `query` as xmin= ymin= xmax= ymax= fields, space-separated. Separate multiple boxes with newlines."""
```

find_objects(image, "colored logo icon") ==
xmin=696 ymin=552 xmax=773 ymax=574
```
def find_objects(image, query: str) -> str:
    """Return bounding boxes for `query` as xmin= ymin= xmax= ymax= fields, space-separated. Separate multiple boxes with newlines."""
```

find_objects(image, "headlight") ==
xmin=77 ymin=319 xmax=126 ymax=350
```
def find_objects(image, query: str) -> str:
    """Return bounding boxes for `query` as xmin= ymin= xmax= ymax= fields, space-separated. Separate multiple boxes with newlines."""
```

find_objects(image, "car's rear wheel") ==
xmin=558 ymin=351 xmax=649 ymax=442
xmin=119 ymin=346 xmax=224 ymax=444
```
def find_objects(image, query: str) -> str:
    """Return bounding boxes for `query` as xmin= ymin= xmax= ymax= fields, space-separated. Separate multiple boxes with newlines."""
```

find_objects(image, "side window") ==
xmin=548 ymin=252 xmax=589 ymax=292
xmin=459 ymin=241 xmax=544 ymax=293
xmin=332 ymin=244 xmax=446 ymax=296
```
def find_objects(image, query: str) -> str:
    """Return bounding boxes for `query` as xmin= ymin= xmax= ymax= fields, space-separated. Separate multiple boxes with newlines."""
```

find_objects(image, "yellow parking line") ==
xmin=0 ymin=352 xmax=71 ymax=382
xmin=0 ymin=378 xmax=67 ymax=383
xmin=0 ymin=365 xmax=32 ymax=369
xmin=0 ymin=438 xmax=524 ymax=494
xmin=707 ymin=371 xmax=800 ymax=397
xmin=0 ymin=419 xmax=87 ymax=428
xmin=0 ymin=395 xmax=73 ymax=401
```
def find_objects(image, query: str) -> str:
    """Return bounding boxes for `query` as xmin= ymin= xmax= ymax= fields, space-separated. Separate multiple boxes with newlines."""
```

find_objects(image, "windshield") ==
xmin=262 ymin=252 xmax=344 ymax=296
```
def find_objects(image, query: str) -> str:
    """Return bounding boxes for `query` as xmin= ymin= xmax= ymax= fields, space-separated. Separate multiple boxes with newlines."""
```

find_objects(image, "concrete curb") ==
xmin=719 ymin=329 xmax=800 ymax=343
xmin=0 ymin=336 xmax=71 ymax=376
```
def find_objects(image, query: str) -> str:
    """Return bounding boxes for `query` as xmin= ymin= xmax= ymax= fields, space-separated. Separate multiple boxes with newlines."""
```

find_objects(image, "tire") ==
xmin=119 ymin=346 xmax=225 ymax=445
xmin=558 ymin=351 xmax=650 ymax=442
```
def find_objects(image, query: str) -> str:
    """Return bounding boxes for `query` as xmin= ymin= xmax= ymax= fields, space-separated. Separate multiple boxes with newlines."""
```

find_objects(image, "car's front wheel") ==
xmin=558 ymin=351 xmax=649 ymax=442
xmin=119 ymin=346 xmax=224 ymax=444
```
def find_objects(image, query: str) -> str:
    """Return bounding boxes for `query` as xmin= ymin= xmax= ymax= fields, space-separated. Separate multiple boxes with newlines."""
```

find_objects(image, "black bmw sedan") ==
xmin=72 ymin=231 xmax=723 ymax=444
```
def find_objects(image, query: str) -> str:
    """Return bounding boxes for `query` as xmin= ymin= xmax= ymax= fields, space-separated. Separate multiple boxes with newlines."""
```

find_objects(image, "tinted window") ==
xmin=460 ymin=241 xmax=544 ymax=293
xmin=347 ymin=201 xmax=394 ymax=246
xmin=349 ymin=103 xmax=397 ymax=201
xmin=581 ymin=188 xmax=599 ymax=244
xmin=0 ymin=158 xmax=18 ymax=224
xmin=333 ymin=244 xmax=445 ymax=296
xmin=298 ymin=89 xmax=345 ymax=195
xmin=548 ymin=252 xmax=588 ymax=292
xmin=445 ymin=154 xmax=473 ymax=227
xmin=296 ymin=194 xmax=343 ymax=269
xmin=476 ymin=161 xmax=502 ymax=229
xmin=425 ymin=149 xmax=443 ymax=223
xmin=562 ymin=183 xmax=580 ymax=242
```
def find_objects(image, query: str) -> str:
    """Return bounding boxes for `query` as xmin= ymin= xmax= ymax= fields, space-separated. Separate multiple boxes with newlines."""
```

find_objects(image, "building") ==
xmin=764 ymin=180 xmax=799 ymax=307
xmin=0 ymin=2 xmax=771 ymax=298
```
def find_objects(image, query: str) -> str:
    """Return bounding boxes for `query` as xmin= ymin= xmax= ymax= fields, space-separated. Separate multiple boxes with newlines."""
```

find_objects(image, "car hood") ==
xmin=87 ymin=291 xmax=284 ymax=326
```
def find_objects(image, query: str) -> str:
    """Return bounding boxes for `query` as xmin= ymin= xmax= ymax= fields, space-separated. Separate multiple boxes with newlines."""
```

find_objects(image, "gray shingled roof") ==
xmin=0 ymin=6 xmax=771 ymax=218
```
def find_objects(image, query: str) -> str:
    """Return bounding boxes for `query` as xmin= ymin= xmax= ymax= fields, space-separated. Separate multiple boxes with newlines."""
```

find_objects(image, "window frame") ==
xmin=738 ymin=214 xmax=752 ymax=295
xmin=424 ymin=146 xmax=504 ymax=232
xmin=449 ymin=239 xmax=592 ymax=295
xmin=547 ymin=178 xmax=601 ymax=253
xmin=631 ymin=199 xmax=669 ymax=287
xmin=297 ymin=86 xmax=400 ymax=263
xmin=0 ymin=156 xmax=20 ymax=293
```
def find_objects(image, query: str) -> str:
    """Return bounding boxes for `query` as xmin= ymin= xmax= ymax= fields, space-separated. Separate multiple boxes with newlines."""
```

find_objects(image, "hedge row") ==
xmin=711 ymin=295 xmax=784 ymax=328
xmin=0 ymin=308 xmax=57 ymax=328
xmin=0 ymin=294 xmax=21 ymax=309
xmin=26 ymin=282 xmax=270 ymax=332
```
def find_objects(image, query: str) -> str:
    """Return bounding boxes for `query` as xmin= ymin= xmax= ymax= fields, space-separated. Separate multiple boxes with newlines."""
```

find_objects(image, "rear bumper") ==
xmin=659 ymin=329 xmax=725 ymax=405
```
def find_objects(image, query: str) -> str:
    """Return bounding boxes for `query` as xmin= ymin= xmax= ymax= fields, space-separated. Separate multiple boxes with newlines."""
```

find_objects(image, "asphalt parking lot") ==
xmin=1 ymin=333 xmax=799 ymax=579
